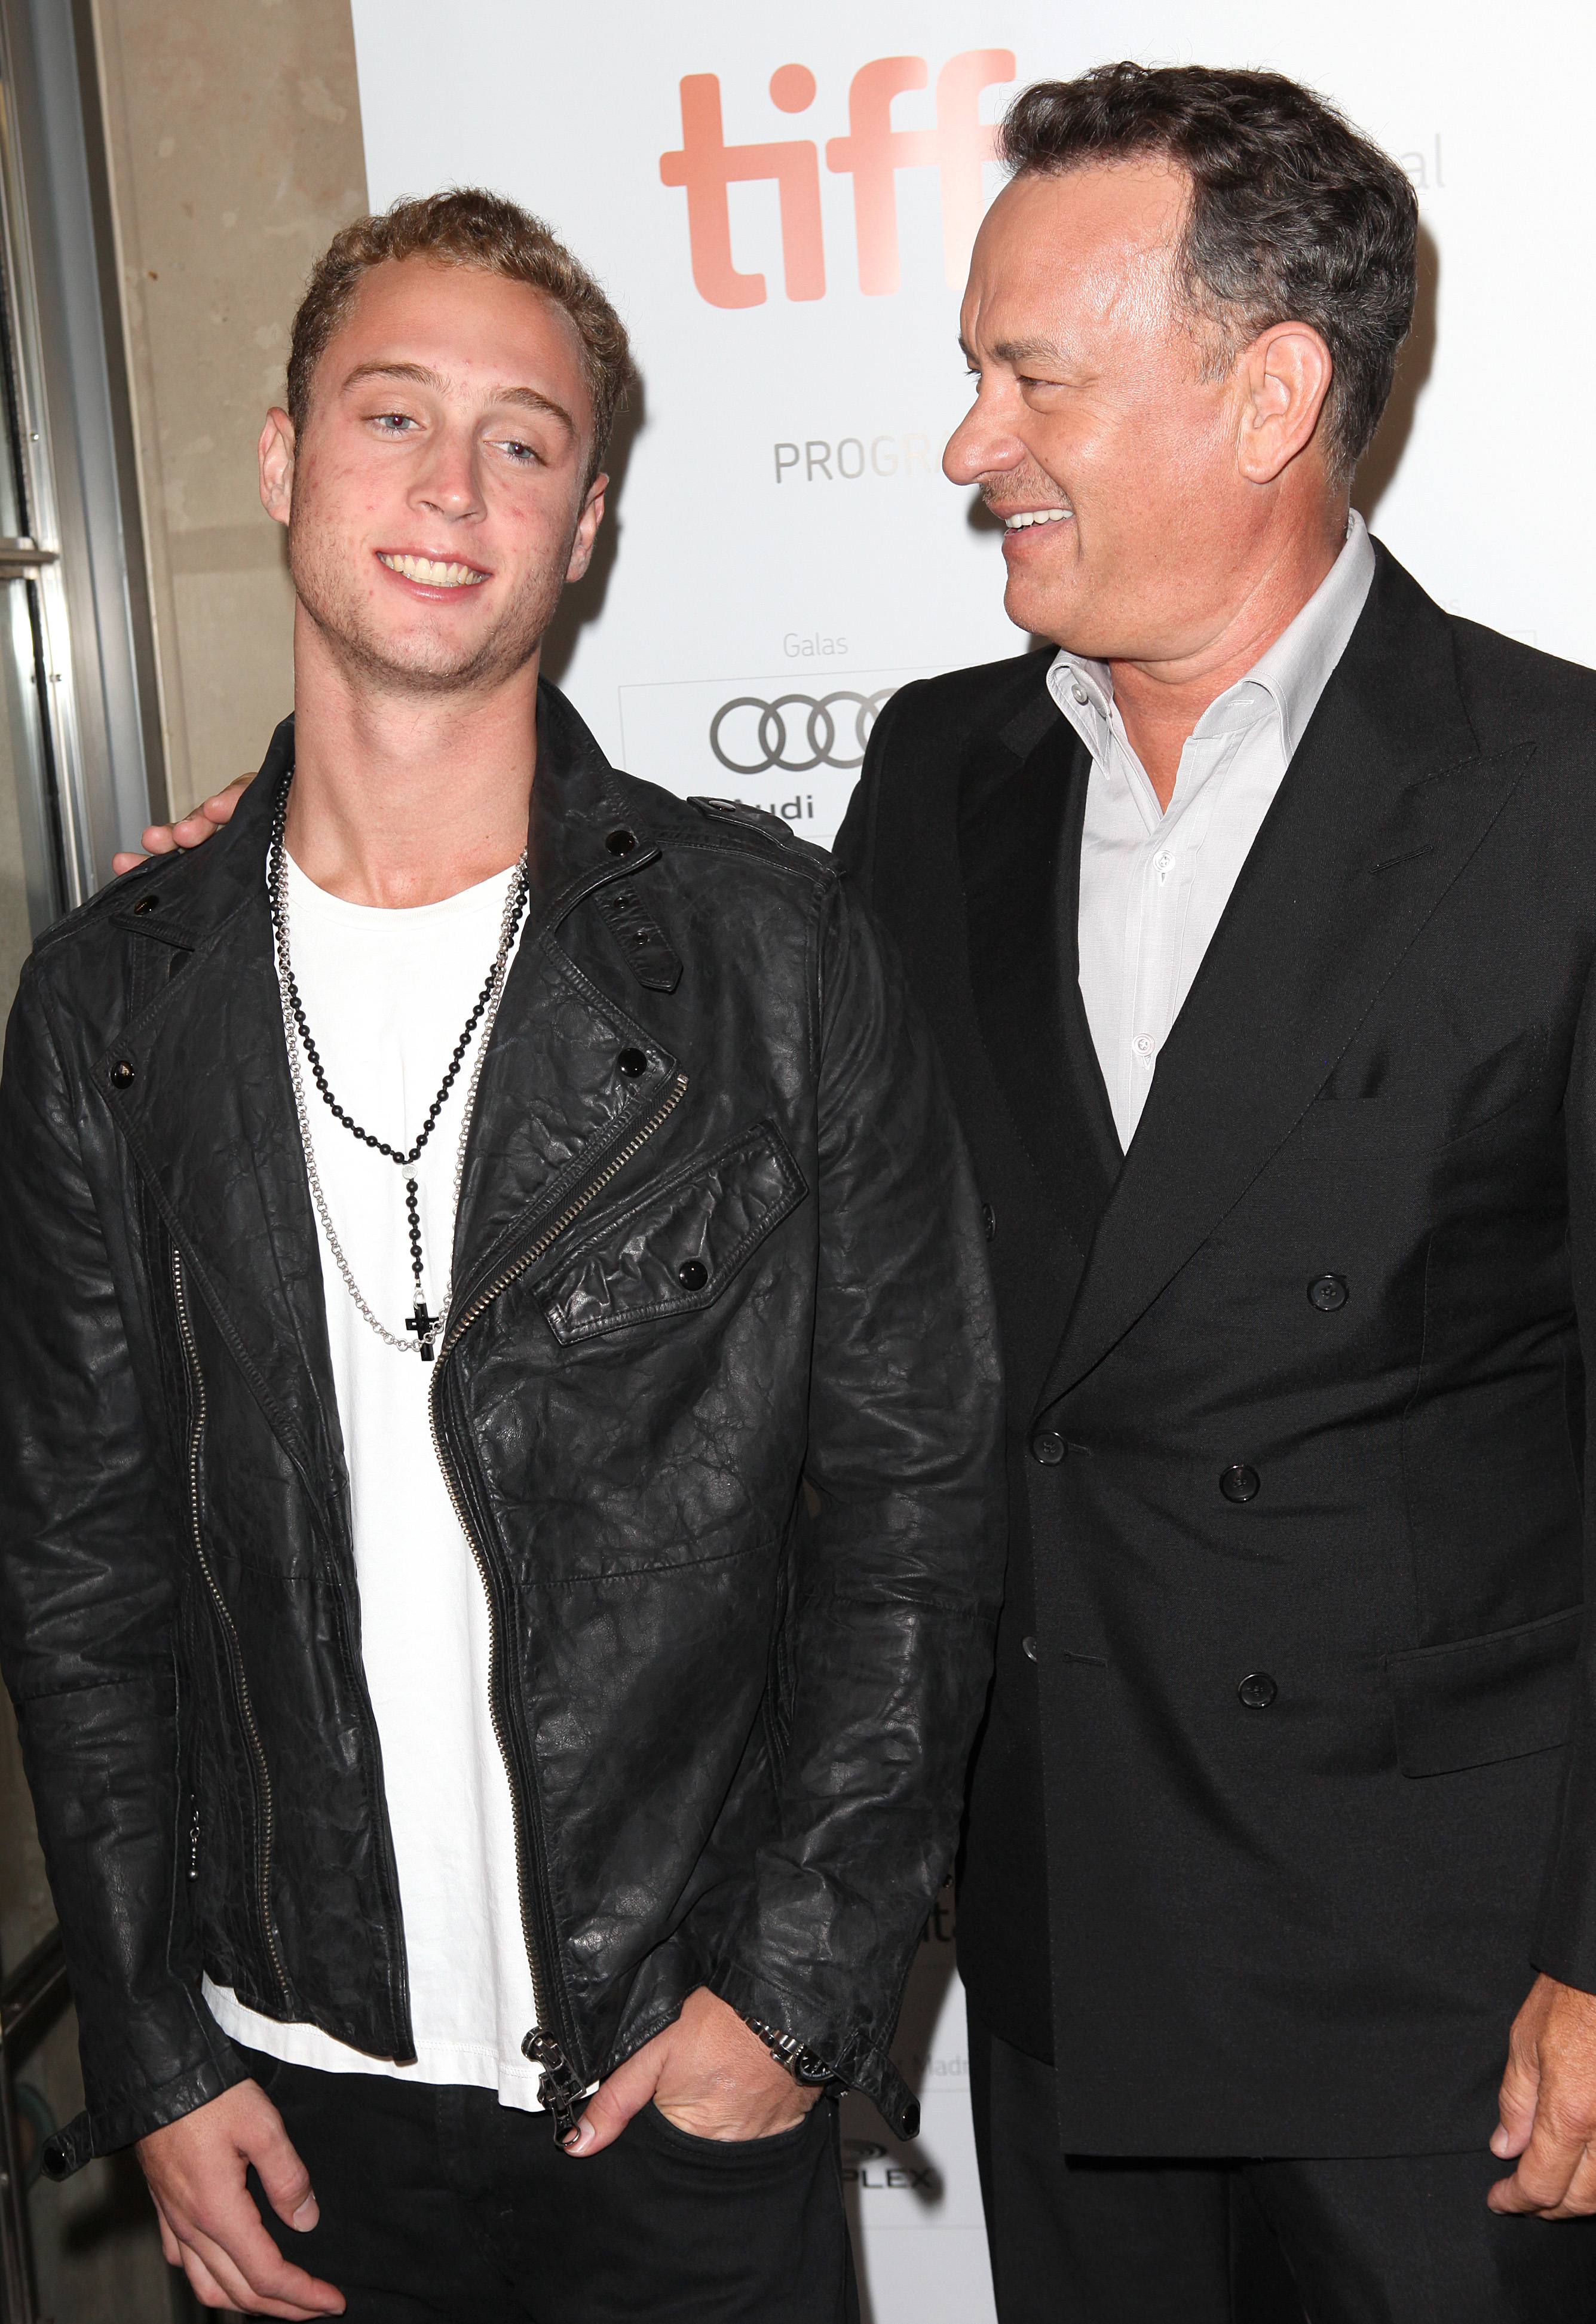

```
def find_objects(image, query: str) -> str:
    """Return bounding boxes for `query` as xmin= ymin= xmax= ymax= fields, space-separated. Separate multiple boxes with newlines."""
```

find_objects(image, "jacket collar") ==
xmin=106 ymin=682 xmax=650 ymax=961
xmin=1036 ymin=543 xmax=1533 ymax=1415
xmin=99 ymin=682 xmax=672 ymax=1500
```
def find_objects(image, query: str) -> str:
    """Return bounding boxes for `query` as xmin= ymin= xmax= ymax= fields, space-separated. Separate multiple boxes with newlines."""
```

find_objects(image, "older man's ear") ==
xmin=112 ymin=774 xmax=253 ymax=875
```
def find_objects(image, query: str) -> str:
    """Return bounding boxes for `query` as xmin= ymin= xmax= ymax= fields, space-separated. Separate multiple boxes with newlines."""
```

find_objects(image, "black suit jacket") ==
xmin=835 ymin=545 xmax=1596 ymax=2155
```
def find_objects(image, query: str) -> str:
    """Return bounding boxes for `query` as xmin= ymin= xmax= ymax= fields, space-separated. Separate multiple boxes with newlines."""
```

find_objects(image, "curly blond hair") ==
xmin=287 ymin=188 xmax=634 ymax=486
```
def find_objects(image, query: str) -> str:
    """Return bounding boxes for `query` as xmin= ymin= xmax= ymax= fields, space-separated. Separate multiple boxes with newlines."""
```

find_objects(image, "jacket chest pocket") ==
xmin=534 ymin=1121 xmax=807 ymax=1344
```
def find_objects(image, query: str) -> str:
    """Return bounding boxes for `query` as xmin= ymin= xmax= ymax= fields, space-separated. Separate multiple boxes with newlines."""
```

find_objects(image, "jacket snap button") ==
xmin=617 ymin=1047 xmax=648 ymax=1078
xmin=1237 ymin=1670 xmax=1278 ymax=1710
xmin=677 ymin=1259 xmax=708 ymax=1292
xmin=132 ymin=894 xmax=160 ymax=915
xmin=1220 ymin=1463 xmax=1260 ymax=1503
xmin=605 ymin=827 xmax=637 ymax=857
xmin=110 ymin=1060 xmax=136 ymax=1089
xmin=1307 ymin=1274 xmax=1349 ymax=1311
xmin=1031 ymin=1431 xmax=1066 ymax=1465
xmin=1022 ymin=1635 xmax=1039 ymax=1661
xmin=981 ymin=1202 xmax=995 ymax=1243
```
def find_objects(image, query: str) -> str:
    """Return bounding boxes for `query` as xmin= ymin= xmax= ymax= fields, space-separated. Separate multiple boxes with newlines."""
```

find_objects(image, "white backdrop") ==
xmin=349 ymin=5 xmax=1596 ymax=2314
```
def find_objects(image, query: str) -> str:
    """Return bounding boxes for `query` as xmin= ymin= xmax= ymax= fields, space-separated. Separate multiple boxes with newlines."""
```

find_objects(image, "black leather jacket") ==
xmin=0 ymin=687 xmax=1003 ymax=2173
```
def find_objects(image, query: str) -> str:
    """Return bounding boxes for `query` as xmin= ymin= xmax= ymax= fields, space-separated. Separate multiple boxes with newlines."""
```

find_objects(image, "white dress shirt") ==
xmin=1052 ymin=512 xmax=1376 ymax=1152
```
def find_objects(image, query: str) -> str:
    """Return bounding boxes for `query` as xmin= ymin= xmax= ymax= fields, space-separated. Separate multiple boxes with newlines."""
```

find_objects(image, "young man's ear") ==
xmin=565 ymin=473 xmax=608 ymax=585
xmin=259 ymin=407 xmax=296 ymax=527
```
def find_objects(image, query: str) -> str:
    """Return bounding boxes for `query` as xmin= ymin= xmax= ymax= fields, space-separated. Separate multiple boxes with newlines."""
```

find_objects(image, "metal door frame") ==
xmin=0 ymin=0 xmax=158 ymax=925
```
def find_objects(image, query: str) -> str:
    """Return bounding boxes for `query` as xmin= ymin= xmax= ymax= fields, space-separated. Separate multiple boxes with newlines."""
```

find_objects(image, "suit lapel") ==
xmin=1037 ymin=550 xmax=1534 ymax=1414
xmin=958 ymin=688 xmax=1121 ymax=1268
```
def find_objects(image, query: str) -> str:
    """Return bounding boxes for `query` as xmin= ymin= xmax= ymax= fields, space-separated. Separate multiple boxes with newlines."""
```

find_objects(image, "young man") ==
xmin=0 ymin=192 xmax=1003 ymax=2321
xmin=835 ymin=63 xmax=1596 ymax=2323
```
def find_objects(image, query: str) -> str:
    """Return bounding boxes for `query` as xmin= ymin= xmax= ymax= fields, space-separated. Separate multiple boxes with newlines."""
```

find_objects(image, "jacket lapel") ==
xmin=448 ymin=686 xmax=684 ymax=1316
xmin=958 ymin=687 xmax=1121 ymax=1270
xmin=100 ymin=720 xmax=345 ymax=1494
xmin=1038 ymin=548 xmax=1534 ymax=1413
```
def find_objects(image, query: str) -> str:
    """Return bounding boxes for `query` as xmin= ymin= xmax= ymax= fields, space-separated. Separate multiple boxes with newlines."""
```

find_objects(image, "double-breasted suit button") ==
xmin=1220 ymin=1463 xmax=1260 ymax=1502
xmin=1237 ymin=1672 xmax=1278 ymax=1710
xmin=1307 ymin=1274 xmax=1349 ymax=1311
xmin=1031 ymin=1431 xmax=1067 ymax=1465
xmin=1022 ymin=1636 xmax=1039 ymax=1661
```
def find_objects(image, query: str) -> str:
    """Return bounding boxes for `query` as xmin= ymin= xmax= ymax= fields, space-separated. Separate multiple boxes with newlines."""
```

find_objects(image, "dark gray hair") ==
xmin=999 ymin=63 xmax=1418 ymax=482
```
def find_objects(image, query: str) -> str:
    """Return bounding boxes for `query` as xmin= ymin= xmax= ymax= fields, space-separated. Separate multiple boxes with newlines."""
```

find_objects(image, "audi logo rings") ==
xmin=709 ymin=688 xmax=897 ymax=775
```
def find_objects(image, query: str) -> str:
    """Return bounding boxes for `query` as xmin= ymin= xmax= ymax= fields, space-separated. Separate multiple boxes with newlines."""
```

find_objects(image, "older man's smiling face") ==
xmin=262 ymin=254 xmax=604 ymax=698
xmin=945 ymin=161 xmax=1260 ymax=665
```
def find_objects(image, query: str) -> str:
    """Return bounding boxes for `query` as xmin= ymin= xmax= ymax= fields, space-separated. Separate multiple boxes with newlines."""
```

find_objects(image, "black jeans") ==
xmin=968 ymin=2006 xmax=1596 ymax=2324
xmin=239 ymin=2044 xmax=859 ymax=2322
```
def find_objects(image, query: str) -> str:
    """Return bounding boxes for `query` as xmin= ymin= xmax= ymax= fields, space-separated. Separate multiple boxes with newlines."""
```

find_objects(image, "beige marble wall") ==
xmin=87 ymin=0 xmax=369 ymax=814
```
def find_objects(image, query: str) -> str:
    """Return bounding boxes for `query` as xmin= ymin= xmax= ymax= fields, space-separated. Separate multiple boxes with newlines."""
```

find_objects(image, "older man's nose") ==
xmin=944 ymin=400 xmax=1025 ymax=488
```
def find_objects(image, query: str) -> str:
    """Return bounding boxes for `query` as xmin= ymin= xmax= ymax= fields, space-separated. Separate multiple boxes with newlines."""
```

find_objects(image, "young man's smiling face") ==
xmin=260 ymin=253 xmax=605 ymax=697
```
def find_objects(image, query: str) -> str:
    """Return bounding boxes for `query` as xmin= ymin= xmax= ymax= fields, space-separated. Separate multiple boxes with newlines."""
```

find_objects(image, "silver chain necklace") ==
xmin=268 ymin=777 xmax=528 ymax=1359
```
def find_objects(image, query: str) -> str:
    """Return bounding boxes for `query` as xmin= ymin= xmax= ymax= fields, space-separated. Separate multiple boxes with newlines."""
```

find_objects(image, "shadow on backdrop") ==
xmin=841 ymin=1935 xmax=958 ymax=2324
xmin=1353 ymin=220 xmax=1439 ymax=527
xmin=540 ymin=369 xmax=647 ymax=694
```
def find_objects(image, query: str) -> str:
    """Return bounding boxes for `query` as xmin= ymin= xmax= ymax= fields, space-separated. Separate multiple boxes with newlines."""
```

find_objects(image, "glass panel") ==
xmin=0 ymin=248 xmax=29 ymax=539
xmin=0 ymin=577 xmax=61 ymax=1008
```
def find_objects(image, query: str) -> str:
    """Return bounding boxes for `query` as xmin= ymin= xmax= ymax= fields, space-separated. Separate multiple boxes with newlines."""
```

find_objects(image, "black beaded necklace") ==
xmin=268 ymin=779 xmax=528 ymax=1358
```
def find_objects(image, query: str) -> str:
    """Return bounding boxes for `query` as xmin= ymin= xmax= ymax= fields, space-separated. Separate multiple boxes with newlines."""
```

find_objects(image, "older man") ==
xmin=835 ymin=60 xmax=1596 ymax=2324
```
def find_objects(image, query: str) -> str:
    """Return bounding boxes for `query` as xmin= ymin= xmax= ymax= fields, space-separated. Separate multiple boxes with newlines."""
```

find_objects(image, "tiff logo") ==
xmin=659 ymin=51 xmax=1016 ymax=309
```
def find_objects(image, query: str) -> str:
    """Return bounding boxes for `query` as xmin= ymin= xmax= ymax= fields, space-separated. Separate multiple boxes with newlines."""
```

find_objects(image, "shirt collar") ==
xmin=1046 ymin=510 xmax=1376 ymax=765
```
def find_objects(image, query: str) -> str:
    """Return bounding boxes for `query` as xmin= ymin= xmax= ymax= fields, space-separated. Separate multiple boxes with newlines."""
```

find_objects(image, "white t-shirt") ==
xmin=204 ymin=853 xmax=544 ymax=2108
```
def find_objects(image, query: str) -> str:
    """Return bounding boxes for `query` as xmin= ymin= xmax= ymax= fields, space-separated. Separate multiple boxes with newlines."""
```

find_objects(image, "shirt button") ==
xmin=1237 ymin=1671 xmax=1278 ymax=1710
xmin=1031 ymin=1431 xmax=1067 ymax=1466
xmin=1133 ymin=1034 xmax=1154 ymax=1058
xmin=1307 ymin=1274 xmax=1349 ymax=1311
xmin=1022 ymin=1635 xmax=1039 ymax=1662
xmin=1220 ymin=1463 xmax=1260 ymax=1503
xmin=1070 ymin=680 xmax=1089 ymax=706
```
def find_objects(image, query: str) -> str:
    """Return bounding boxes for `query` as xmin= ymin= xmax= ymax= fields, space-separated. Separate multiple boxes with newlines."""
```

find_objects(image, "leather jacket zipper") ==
xmin=173 ymin=1250 xmax=290 ymax=2005
xmin=427 ymin=1070 xmax=689 ymax=2139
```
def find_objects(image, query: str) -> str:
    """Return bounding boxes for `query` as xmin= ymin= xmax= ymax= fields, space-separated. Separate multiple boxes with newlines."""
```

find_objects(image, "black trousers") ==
xmin=239 ymin=2044 xmax=858 ymax=2322
xmin=967 ymin=2006 xmax=1596 ymax=2324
